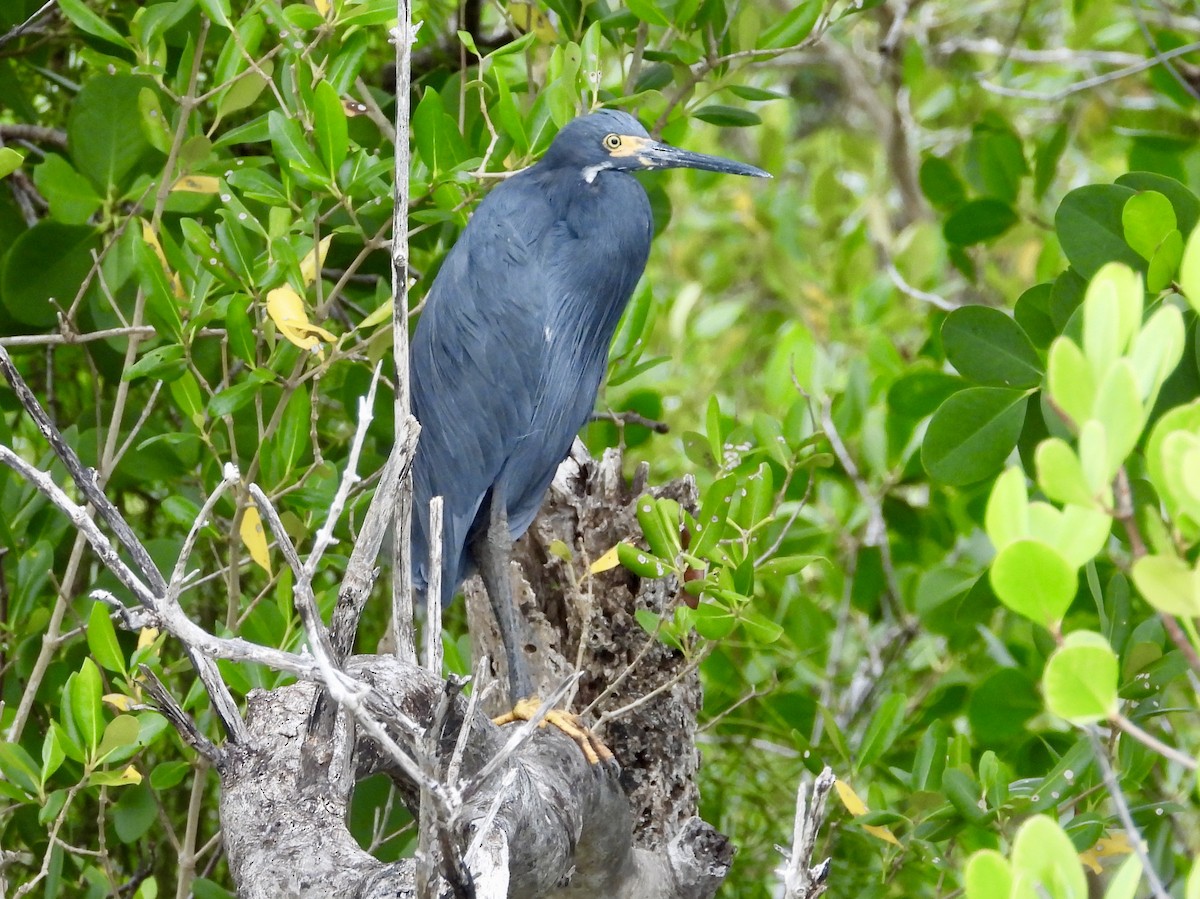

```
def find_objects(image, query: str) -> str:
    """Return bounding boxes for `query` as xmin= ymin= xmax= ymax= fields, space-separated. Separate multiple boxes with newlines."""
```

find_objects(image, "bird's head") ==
xmin=543 ymin=109 xmax=770 ymax=183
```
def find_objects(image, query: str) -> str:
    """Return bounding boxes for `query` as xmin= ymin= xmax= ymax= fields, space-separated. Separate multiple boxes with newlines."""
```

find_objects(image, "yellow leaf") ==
xmin=508 ymin=1 xmax=556 ymax=40
xmin=590 ymin=543 xmax=624 ymax=574
xmin=240 ymin=506 xmax=272 ymax=574
xmin=834 ymin=779 xmax=901 ymax=846
xmin=1080 ymin=831 xmax=1135 ymax=873
xmin=115 ymin=765 xmax=142 ymax=785
xmin=103 ymin=693 xmax=133 ymax=712
xmin=313 ymin=0 xmax=330 ymax=14
xmin=171 ymin=174 xmax=221 ymax=194
xmin=136 ymin=627 xmax=160 ymax=650
xmin=834 ymin=779 xmax=868 ymax=815
xmin=358 ymin=298 xmax=393 ymax=330
xmin=265 ymin=285 xmax=337 ymax=357
xmin=299 ymin=234 xmax=333 ymax=287
xmin=140 ymin=219 xmax=186 ymax=300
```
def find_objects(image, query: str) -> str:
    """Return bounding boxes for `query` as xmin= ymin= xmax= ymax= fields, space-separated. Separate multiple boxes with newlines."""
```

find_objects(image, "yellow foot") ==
xmin=492 ymin=697 xmax=615 ymax=765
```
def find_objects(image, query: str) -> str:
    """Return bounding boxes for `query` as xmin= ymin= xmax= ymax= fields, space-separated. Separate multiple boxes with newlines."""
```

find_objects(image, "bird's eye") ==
xmin=603 ymin=134 xmax=622 ymax=151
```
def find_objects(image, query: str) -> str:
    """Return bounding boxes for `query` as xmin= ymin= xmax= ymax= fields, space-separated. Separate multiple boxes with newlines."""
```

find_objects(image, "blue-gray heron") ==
xmin=410 ymin=108 xmax=768 ymax=720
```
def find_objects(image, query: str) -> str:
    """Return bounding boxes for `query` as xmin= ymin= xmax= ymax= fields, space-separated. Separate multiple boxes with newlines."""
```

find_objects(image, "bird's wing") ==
xmin=410 ymin=179 xmax=552 ymax=600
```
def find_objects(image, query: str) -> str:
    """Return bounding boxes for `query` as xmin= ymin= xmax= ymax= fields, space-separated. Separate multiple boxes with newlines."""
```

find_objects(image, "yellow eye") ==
xmin=603 ymin=133 xmax=622 ymax=151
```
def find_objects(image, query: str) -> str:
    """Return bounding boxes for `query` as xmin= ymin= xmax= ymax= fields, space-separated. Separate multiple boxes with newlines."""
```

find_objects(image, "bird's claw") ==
xmin=493 ymin=697 xmax=614 ymax=765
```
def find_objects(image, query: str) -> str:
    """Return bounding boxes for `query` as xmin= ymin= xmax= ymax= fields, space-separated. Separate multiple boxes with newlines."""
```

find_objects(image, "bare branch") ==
xmin=777 ymin=766 xmax=835 ymax=899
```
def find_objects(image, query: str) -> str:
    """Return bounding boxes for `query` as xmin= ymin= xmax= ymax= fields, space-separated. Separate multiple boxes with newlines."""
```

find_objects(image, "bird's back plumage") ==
xmin=411 ymin=120 xmax=654 ymax=604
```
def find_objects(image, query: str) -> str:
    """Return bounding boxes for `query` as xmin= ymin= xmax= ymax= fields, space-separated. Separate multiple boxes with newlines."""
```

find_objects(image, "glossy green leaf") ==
xmin=1055 ymin=184 xmax=1143 ymax=279
xmin=1122 ymin=191 xmax=1176 ymax=261
xmin=943 ymin=199 xmax=1018 ymax=246
xmin=1011 ymin=815 xmax=1088 ymax=899
xmin=1181 ymin=223 xmax=1200 ymax=314
xmin=964 ymin=850 xmax=1012 ymax=899
xmin=618 ymin=542 xmax=670 ymax=579
xmin=113 ymin=783 xmax=158 ymax=843
xmin=40 ymin=729 xmax=64 ymax=786
xmin=922 ymin=387 xmax=1028 ymax=486
xmin=33 ymin=154 xmax=103 ymax=225
xmin=0 ymin=741 xmax=41 ymax=795
xmin=67 ymin=75 xmax=159 ymax=192
xmin=692 ymin=106 xmax=762 ymax=128
xmin=1131 ymin=554 xmax=1200 ymax=618
xmin=87 ymin=602 xmax=125 ymax=675
xmin=856 ymin=693 xmax=907 ymax=769
xmin=1146 ymin=229 xmax=1183 ymax=293
xmin=1043 ymin=631 xmax=1118 ymax=724
xmin=918 ymin=155 xmax=965 ymax=211
xmin=758 ymin=0 xmax=821 ymax=47
xmin=69 ymin=658 xmax=104 ymax=756
xmin=985 ymin=467 xmax=1030 ymax=552
xmin=313 ymin=80 xmax=348 ymax=178
xmin=1103 ymin=855 xmax=1143 ymax=899
xmin=0 ymin=147 xmax=23 ymax=179
xmin=276 ymin=388 xmax=311 ymax=477
xmin=942 ymin=306 xmax=1042 ymax=388
xmin=990 ymin=539 xmax=1076 ymax=628
xmin=1046 ymin=337 xmax=1095 ymax=428
xmin=95 ymin=715 xmax=140 ymax=763
xmin=1116 ymin=171 xmax=1200 ymax=236
xmin=1035 ymin=439 xmax=1093 ymax=507
xmin=1 ymin=223 xmax=99 ymax=328
xmin=58 ymin=0 xmax=133 ymax=48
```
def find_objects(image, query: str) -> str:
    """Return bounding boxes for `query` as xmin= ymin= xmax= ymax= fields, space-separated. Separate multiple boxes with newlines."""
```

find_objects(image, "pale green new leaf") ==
xmin=1043 ymin=631 xmax=1119 ymax=724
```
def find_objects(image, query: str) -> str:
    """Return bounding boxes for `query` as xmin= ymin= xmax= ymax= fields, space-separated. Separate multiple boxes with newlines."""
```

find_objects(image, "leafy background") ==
xmin=1 ymin=0 xmax=1199 ymax=896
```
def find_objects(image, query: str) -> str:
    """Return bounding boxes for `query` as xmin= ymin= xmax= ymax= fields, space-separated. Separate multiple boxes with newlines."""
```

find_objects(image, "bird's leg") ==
xmin=474 ymin=490 xmax=535 ymax=703
xmin=473 ymin=494 xmax=615 ymax=765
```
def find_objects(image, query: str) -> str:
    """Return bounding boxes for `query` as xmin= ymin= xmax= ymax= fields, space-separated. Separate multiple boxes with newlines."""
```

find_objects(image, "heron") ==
xmin=409 ymin=108 xmax=768 ymax=747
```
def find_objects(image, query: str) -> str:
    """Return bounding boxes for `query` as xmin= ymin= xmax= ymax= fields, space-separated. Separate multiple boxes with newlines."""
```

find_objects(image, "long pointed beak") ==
xmin=640 ymin=141 xmax=771 ymax=178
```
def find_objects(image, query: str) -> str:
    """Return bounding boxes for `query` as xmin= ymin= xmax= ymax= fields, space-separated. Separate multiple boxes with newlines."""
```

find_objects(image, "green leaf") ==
xmin=1092 ymin=362 xmax=1143 ymax=478
xmin=922 ymin=387 xmax=1028 ymax=486
xmin=1043 ymin=631 xmax=1119 ymax=723
xmin=990 ymin=539 xmax=1076 ymax=628
xmin=964 ymin=850 xmax=1012 ymax=899
xmin=618 ymin=542 xmax=670 ymax=579
xmin=966 ymin=123 xmax=1028 ymax=203
xmin=95 ymin=715 xmax=140 ymax=763
xmin=67 ymin=75 xmax=159 ymax=193
xmin=1046 ymin=337 xmax=1095 ymax=428
xmin=942 ymin=306 xmax=1043 ymax=388
xmin=276 ymin=388 xmax=311 ymax=477
xmin=69 ymin=658 xmax=104 ymax=756
xmin=1011 ymin=815 xmax=1088 ymax=899
xmin=1147 ymin=229 xmax=1183 ymax=293
xmin=1180 ymin=223 xmax=1200 ymax=314
xmin=87 ymin=602 xmax=125 ymax=675
xmin=196 ymin=0 xmax=232 ymax=27
xmin=268 ymin=111 xmax=325 ymax=184
xmin=113 ymin=783 xmax=157 ymax=843
xmin=624 ymin=0 xmax=670 ymax=26
xmin=0 ymin=146 xmax=24 ymax=179
xmin=691 ymin=106 xmax=762 ymax=128
xmin=1131 ymin=554 xmax=1200 ymax=617
xmin=943 ymin=199 xmax=1018 ymax=245
xmin=313 ymin=80 xmax=349 ymax=178
xmin=123 ymin=345 xmax=187 ymax=383
xmin=856 ymin=693 xmax=907 ymax=769
xmin=1035 ymin=439 xmax=1094 ymax=507
xmin=1055 ymin=184 xmax=1143 ymax=279
xmin=41 ymin=729 xmax=64 ymax=786
xmin=58 ymin=0 xmax=133 ymax=49
xmin=33 ymin=154 xmax=103 ymax=225
xmin=1122 ymin=191 xmax=1176 ymax=262
xmin=1033 ymin=123 xmax=1067 ymax=200
xmin=758 ymin=0 xmax=821 ymax=48
xmin=137 ymin=88 xmax=173 ymax=155
xmin=1103 ymin=855 xmax=1143 ymax=899
xmin=150 ymin=760 xmax=192 ymax=790
xmin=1 ymin=222 xmax=100 ymax=328
xmin=740 ymin=610 xmax=784 ymax=643
xmin=1116 ymin=171 xmax=1200 ymax=236
xmin=0 ymin=741 xmax=41 ymax=795
xmin=919 ymin=155 xmax=965 ymax=211
xmin=985 ymin=467 xmax=1029 ymax=552
xmin=943 ymin=768 xmax=989 ymax=825
xmin=758 ymin=554 xmax=821 ymax=578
